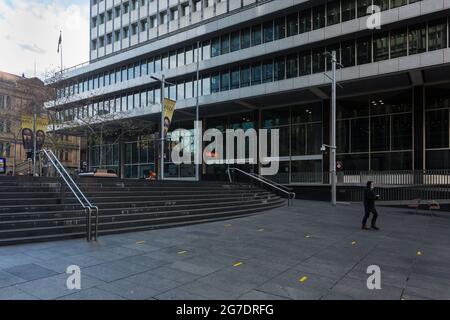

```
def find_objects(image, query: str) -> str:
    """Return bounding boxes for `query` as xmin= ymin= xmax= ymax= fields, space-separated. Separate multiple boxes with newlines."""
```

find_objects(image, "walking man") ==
xmin=362 ymin=181 xmax=380 ymax=230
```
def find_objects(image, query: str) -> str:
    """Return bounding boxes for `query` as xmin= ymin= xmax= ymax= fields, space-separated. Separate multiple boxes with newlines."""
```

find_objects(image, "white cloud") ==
xmin=0 ymin=0 xmax=89 ymax=79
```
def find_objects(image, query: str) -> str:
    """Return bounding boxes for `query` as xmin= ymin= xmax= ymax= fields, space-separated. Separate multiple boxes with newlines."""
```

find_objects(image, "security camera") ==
xmin=320 ymin=145 xmax=327 ymax=152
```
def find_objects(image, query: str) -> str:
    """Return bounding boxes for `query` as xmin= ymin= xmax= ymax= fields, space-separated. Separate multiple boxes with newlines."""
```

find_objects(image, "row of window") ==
xmin=0 ymin=95 xmax=11 ymax=110
xmin=57 ymin=17 xmax=449 ymax=122
xmin=92 ymin=0 xmax=225 ymax=50
xmin=0 ymin=142 xmax=11 ymax=157
xmin=63 ymin=0 xmax=421 ymax=97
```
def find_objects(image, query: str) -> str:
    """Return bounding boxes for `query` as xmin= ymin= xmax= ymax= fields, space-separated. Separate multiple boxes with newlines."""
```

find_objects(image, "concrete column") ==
xmin=413 ymin=86 xmax=425 ymax=172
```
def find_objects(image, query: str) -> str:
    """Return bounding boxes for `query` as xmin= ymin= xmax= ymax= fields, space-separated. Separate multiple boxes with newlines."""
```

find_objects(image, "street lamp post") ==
xmin=151 ymin=75 xmax=176 ymax=181
xmin=324 ymin=50 xmax=342 ymax=207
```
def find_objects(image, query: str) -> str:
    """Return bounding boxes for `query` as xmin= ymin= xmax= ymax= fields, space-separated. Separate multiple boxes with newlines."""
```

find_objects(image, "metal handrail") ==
xmin=247 ymin=172 xmax=294 ymax=193
xmin=40 ymin=149 xmax=99 ymax=241
xmin=227 ymin=167 xmax=296 ymax=206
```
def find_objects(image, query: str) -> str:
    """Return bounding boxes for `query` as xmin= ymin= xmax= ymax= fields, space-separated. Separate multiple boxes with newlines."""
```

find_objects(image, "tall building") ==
xmin=0 ymin=71 xmax=80 ymax=175
xmin=46 ymin=0 xmax=450 ymax=183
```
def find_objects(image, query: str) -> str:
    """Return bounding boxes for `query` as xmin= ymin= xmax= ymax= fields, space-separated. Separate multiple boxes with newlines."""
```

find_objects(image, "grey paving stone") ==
xmin=3 ymin=263 xmax=58 ymax=281
xmin=96 ymin=279 xmax=160 ymax=300
xmin=0 ymin=286 xmax=38 ymax=300
xmin=150 ymin=266 xmax=202 ymax=283
xmin=58 ymin=287 xmax=125 ymax=300
xmin=329 ymin=276 xmax=403 ymax=300
xmin=16 ymin=273 xmax=106 ymax=300
xmin=238 ymin=290 xmax=287 ymax=300
xmin=0 ymin=270 xmax=27 ymax=288
xmin=153 ymin=288 xmax=209 ymax=300
xmin=125 ymin=271 xmax=183 ymax=292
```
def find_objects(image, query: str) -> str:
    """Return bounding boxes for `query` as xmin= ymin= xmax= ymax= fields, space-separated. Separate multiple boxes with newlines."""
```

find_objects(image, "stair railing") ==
xmin=40 ymin=149 xmax=99 ymax=241
xmin=227 ymin=167 xmax=296 ymax=206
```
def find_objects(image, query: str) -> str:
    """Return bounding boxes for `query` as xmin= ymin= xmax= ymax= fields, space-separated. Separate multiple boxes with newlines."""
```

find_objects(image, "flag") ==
xmin=57 ymin=32 xmax=62 ymax=53
xmin=163 ymin=98 xmax=176 ymax=137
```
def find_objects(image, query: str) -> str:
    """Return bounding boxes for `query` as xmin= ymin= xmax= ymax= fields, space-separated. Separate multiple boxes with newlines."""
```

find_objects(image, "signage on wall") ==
xmin=0 ymin=158 xmax=6 ymax=174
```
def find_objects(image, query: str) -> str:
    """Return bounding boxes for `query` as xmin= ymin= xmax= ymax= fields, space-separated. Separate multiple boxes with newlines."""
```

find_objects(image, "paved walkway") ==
xmin=0 ymin=200 xmax=449 ymax=300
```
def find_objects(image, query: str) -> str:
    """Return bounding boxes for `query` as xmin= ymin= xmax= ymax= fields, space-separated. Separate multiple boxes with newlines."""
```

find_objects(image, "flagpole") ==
xmin=60 ymin=31 xmax=63 ymax=73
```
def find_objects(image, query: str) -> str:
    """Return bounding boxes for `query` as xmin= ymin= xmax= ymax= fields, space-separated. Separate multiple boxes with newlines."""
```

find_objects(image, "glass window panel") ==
xmin=220 ymin=71 xmax=230 ymax=91
xmin=241 ymin=28 xmax=251 ymax=49
xmin=177 ymin=49 xmax=185 ymax=67
xmin=291 ymin=125 xmax=306 ymax=155
xmin=263 ymin=21 xmax=274 ymax=43
xmin=312 ymin=48 xmax=325 ymax=73
xmin=390 ymin=29 xmax=407 ymax=58
xmin=371 ymin=115 xmax=390 ymax=152
xmin=351 ymin=118 xmax=370 ymax=152
xmin=408 ymin=24 xmax=427 ymax=55
xmin=251 ymin=63 xmax=262 ymax=85
xmin=202 ymin=41 xmax=211 ymax=60
xmin=230 ymin=68 xmax=240 ymax=90
xmin=211 ymin=37 xmax=220 ymax=57
xmin=274 ymin=57 xmax=285 ymax=81
xmin=341 ymin=40 xmax=356 ymax=67
xmin=230 ymin=31 xmax=240 ymax=52
xmin=357 ymin=37 xmax=372 ymax=65
xmin=357 ymin=0 xmax=370 ymax=18
xmin=287 ymin=13 xmax=298 ymax=37
xmin=327 ymin=1 xmax=341 ymax=26
xmin=286 ymin=53 xmax=298 ymax=78
xmin=274 ymin=17 xmax=286 ymax=40
xmin=306 ymin=123 xmax=322 ymax=155
xmin=211 ymin=73 xmax=220 ymax=93
xmin=373 ymin=32 xmax=389 ymax=62
xmin=338 ymin=95 xmax=370 ymax=119
xmin=426 ymin=150 xmax=450 ymax=170
xmin=251 ymin=25 xmax=262 ymax=46
xmin=221 ymin=35 xmax=230 ymax=55
xmin=312 ymin=5 xmax=325 ymax=30
xmin=341 ymin=0 xmax=356 ymax=22
xmin=299 ymin=9 xmax=311 ymax=34
xmin=299 ymin=51 xmax=311 ymax=76
xmin=392 ymin=113 xmax=412 ymax=151
xmin=241 ymin=65 xmax=250 ymax=87
xmin=262 ymin=60 xmax=273 ymax=83
xmin=428 ymin=20 xmax=447 ymax=51
xmin=337 ymin=154 xmax=369 ymax=171
xmin=337 ymin=120 xmax=350 ymax=154
xmin=426 ymin=109 xmax=449 ymax=149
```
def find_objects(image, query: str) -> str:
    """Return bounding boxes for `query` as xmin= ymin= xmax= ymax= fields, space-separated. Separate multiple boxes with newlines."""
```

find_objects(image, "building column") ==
xmin=413 ymin=86 xmax=425 ymax=172
xmin=119 ymin=129 xmax=125 ymax=179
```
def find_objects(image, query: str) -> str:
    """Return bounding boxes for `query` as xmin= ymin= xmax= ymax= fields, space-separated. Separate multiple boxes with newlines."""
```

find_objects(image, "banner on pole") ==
xmin=21 ymin=116 xmax=48 ymax=132
xmin=163 ymin=98 xmax=176 ymax=137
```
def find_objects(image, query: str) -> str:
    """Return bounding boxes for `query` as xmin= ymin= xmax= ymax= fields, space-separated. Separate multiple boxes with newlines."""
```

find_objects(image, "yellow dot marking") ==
xmin=299 ymin=276 xmax=308 ymax=283
xmin=258 ymin=228 xmax=265 ymax=232
xmin=233 ymin=262 xmax=243 ymax=267
xmin=225 ymin=224 xmax=232 ymax=227
xmin=305 ymin=235 xmax=311 ymax=238
xmin=178 ymin=250 xmax=187 ymax=255
xmin=136 ymin=241 xmax=145 ymax=245
xmin=351 ymin=241 xmax=357 ymax=245
xmin=417 ymin=251 xmax=422 ymax=256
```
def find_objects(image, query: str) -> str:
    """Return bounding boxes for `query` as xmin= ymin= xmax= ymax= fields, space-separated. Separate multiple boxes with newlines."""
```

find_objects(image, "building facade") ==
xmin=0 ymin=71 xmax=80 ymax=175
xmin=47 ymin=0 xmax=450 ymax=183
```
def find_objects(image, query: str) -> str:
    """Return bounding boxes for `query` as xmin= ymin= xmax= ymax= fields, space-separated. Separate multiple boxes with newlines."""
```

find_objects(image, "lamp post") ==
xmin=150 ymin=75 xmax=176 ymax=181
xmin=324 ymin=50 xmax=342 ymax=207
xmin=33 ymin=103 xmax=37 ymax=176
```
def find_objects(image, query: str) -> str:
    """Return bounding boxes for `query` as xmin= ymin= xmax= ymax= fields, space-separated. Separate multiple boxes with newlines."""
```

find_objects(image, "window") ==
xmin=177 ymin=49 xmax=185 ymax=67
xmin=221 ymin=35 xmax=230 ymax=55
xmin=286 ymin=53 xmax=298 ymax=78
xmin=251 ymin=63 xmax=262 ymax=85
xmin=426 ymin=109 xmax=449 ymax=149
xmin=274 ymin=17 xmax=286 ymax=40
xmin=220 ymin=71 xmax=230 ymax=91
xmin=341 ymin=40 xmax=356 ymax=67
xmin=357 ymin=0 xmax=370 ymax=18
xmin=357 ymin=37 xmax=372 ymax=65
xmin=263 ymin=21 xmax=274 ymax=43
xmin=428 ymin=20 xmax=447 ymax=51
xmin=299 ymin=51 xmax=311 ymax=76
xmin=327 ymin=1 xmax=340 ymax=26
xmin=230 ymin=68 xmax=240 ymax=89
xmin=211 ymin=37 xmax=220 ymax=57
xmin=202 ymin=40 xmax=211 ymax=60
xmin=390 ymin=29 xmax=407 ymax=58
xmin=274 ymin=57 xmax=285 ymax=81
xmin=409 ymin=24 xmax=427 ymax=55
xmin=373 ymin=32 xmax=389 ymax=62
xmin=211 ymin=73 xmax=220 ymax=93
xmin=312 ymin=48 xmax=325 ymax=73
xmin=241 ymin=65 xmax=250 ymax=87
xmin=251 ymin=25 xmax=262 ymax=46
xmin=262 ymin=60 xmax=273 ymax=83
xmin=287 ymin=13 xmax=298 ymax=37
xmin=312 ymin=5 xmax=325 ymax=30
xmin=299 ymin=9 xmax=311 ymax=34
xmin=341 ymin=0 xmax=356 ymax=22
xmin=241 ymin=28 xmax=251 ymax=49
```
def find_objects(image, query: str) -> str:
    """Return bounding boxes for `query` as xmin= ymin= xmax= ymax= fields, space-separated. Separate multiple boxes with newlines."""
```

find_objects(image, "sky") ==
xmin=0 ymin=0 xmax=89 ymax=80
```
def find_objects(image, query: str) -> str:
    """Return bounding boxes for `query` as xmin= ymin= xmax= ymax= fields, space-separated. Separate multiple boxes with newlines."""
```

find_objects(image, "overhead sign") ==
xmin=163 ymin=98 xmax=176 ymax=137
xmin=0 ymin=158 xmax=6 ymax=174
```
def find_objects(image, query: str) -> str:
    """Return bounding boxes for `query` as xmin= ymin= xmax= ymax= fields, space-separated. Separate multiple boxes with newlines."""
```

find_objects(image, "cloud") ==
xmin=0 ymin=0 xmax=89 ymax=79
xmin=18 ymin=43 xmax=46 ymax=55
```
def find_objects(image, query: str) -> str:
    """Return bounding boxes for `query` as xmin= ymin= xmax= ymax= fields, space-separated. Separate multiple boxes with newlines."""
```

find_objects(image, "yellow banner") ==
xmin=163 ymin=98 xmax=176 ymax=137
xmin=21 ymin=116 xmax=48 ymax=132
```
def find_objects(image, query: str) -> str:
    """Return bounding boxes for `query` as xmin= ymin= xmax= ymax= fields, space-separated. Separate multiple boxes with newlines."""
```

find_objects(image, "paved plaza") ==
xmin=0 ymin=200 xmax=449 ymax=300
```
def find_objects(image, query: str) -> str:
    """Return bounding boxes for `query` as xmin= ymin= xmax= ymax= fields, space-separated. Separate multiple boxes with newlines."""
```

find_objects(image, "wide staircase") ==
xmin=0 ymin=176 xmax=285 ymax=245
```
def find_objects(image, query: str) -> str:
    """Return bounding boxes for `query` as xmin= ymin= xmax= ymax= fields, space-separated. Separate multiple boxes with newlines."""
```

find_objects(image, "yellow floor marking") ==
xmin=225 ymin=224 xmax=232 ymax=227
xmin=417 ymin=251 xmax=422 ymax=256
xmin=233 ymin=262 xmax=243 ymax=267
xmin=178 ymin=250 xmax=187 ymax=255
xmin=258 ymin=228 xmax=265 ymax=232
xmin=135 ymin=241 xmax=145 ymax=245
xmin=351 ymin=241 xmax=357 ymax=245
xmin=305 ymin=235 xmax=311 ymax=238
xmin=299 ymin=276 xmax=308 ymax=283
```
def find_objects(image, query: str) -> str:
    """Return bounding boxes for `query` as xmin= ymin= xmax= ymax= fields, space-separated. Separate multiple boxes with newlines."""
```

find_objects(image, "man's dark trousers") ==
xmin=362 ymin=206 xmax=378 ymax=227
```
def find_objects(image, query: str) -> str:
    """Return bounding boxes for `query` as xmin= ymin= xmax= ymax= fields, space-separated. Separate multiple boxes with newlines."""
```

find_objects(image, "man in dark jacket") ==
xmin=362 ymin=181 xmax=380 ymax=230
